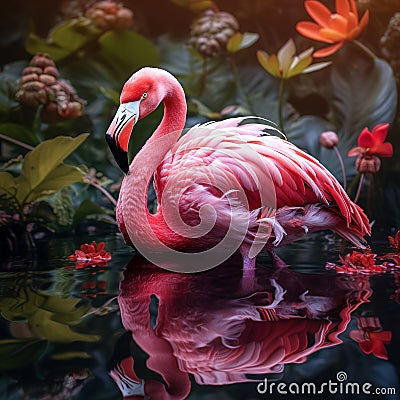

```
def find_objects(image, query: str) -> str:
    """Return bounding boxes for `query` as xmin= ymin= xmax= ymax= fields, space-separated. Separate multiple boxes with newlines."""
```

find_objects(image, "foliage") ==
xmin=0 ymin=0 xmax=399 ymax=253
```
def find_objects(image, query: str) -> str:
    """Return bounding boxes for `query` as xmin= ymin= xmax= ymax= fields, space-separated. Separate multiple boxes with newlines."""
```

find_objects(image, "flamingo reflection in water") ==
xmin=109 ymin=255 xmax=371 ymax=399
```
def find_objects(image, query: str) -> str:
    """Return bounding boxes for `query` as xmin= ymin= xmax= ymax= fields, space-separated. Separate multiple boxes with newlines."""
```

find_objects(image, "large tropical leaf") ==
xmin=72 ymin=199 xmax=115 ymax=227
xmin=98 ymin=31 xmax=159 ymax=80
xmin=158 ymin=35 xmax=236 ymax=110
xmin=0 ymin=339 xmax=48 ymax=372
xmin=239 ymin=63 xmax=280 ymax=122
xmin=0 ymin=172 xmax=16 ymax=197
xmin=21 ymin=134 xmax=88 ymax=191
xmin=29 ymin=309 xmax=99 ymax=342
xmin=331 ymin=51 xmax=397 ymax=150
xmin=286 ymin=115 xmax=350 ymax=184
xmin=0 ymin=123 xmax=39 ymax=146
xmin=25 ymin=19 xmax=100 ymax=61
xmin=25 ymin=164 xmax=87 ymax=203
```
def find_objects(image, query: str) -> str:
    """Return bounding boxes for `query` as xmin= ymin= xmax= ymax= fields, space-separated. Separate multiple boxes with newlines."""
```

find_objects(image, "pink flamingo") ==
xmin=106 ymin=67 xmax=370 ymax=273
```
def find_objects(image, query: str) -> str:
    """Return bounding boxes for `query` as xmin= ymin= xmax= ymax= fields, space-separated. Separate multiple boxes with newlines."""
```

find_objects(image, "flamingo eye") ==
xmin=141 ymin=92 xmax=148 ymax=100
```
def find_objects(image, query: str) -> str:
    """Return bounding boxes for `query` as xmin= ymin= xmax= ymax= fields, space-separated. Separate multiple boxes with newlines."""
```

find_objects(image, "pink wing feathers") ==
xmin=152 ymin=117 xmax=370 ymax=247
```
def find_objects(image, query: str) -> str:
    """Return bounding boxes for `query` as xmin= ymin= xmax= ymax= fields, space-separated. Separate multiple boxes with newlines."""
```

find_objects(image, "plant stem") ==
xmin=354 ymin=173 xmax=365 ymax=203
xmin=0 ymin=134 xmax=34 ymax=150
xmin=333 ymin=146 xmax=347 ymax=191
xmin=352 ymin=40 xmax=376 ymax=60
xmin=199 ymin=57 xmax=208 ymax=97
xmin=87 ymin=180 xmax=117 ymax=207
xmin=230 ymin=55 xmax=251 ymax=111
xmin=278 ymin=79 xmax=285 ymax=133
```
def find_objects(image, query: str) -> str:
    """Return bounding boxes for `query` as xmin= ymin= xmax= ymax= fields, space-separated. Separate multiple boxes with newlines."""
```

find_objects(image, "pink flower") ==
xmin=69 ymin=241 xmax=111 ymax=268
xmin=348 ymin=123 xmax=393 ymax=158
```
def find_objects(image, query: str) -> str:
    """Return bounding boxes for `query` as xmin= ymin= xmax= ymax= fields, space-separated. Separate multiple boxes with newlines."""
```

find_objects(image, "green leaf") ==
xmin=49 ymin=18 xmax=99 ymax=52
xmin=226 ymin=33 xmax=243 ymax=53
xmin=50 ymin=351 xmax=92 ymax=360
xmin=25 ymin=33 xmax=70 ymax=61
xmin=188 ymin=98 xmax=220 ymax=119
xmin=98 ymin=86 xmax=120 ymax=105
xmin=227 ymin=33 xmax=259 ymax=53
xmin=26 ymin=18 xmax=101 ymax=61
xmin=26 ymin=164 xmax=86 ymax=203
xmin=29 ymin=309 xmax=100 ymax=342
xmin=22 ymin=134 xmax=89 ymax=191
xmin=0 ymin=172 xmax=17 ymax=197
xmin=239 ymin=32 xmax=260 ymax=51
xmin=286 ymin=115 xmax=352 ymax=182
xmin=32 ymin=189 xmax=75 ymax=229
xmin=331 ymin=52 xmax=397 ymax=149
xmin=73 ymin=199 xmax=114 ymax=227
xmin=98 ymin=31 xmax=159 ymax=78
xmin=0 ymin=123 xmax=38 ymax=146
xmin=0 ymin=339 xmax=48 ymax=371
xmin=239 ymin=63 xmax=280 ymax=121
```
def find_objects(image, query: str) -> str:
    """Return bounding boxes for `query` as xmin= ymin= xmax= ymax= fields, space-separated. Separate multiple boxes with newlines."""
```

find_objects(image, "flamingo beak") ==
xmin=106 ymin=100 xmax=141 ymax=173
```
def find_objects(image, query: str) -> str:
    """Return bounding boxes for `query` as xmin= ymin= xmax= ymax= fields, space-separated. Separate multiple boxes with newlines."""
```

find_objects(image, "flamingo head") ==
xmin=105 ymin=67 xmax=171 ymax=173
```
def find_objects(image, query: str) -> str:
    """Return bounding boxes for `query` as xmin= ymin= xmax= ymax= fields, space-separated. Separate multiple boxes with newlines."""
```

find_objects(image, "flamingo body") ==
xmin=106 ymin=67 xmax=370 ymax=272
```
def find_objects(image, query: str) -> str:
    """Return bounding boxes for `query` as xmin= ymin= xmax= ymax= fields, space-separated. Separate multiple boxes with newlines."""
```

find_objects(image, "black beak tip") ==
xmin=106 ymin=133 xmax=129 ymax=174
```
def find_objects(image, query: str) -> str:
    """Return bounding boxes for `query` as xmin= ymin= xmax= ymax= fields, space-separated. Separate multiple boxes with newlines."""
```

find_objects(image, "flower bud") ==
xmin=30 ymin=53 xmax=56 ymax=69
xmin=85 ymin=1 xmax=134 ymax=31
xmin=356 ymin=155 xmax=381 ymax=173
xmin=16 ymin=53 xmax=85 ymax=122
xmin=320 ymin=131 xmax=339 ymax=149
xmin=188 ymin=9 xmax=239 ymax=57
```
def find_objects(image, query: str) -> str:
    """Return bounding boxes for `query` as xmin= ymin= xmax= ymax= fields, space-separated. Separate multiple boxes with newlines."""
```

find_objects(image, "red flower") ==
xmin=388 ymin=230 xmax=400 ymax=253
xmin=348 ymin=123 xmax=393 ymax=158
xmin=349 ymin=316 xmax=392 ymax=360
xmin=69 ymin=241 xmax=111 ymax=268
xmin=380 ymin=230 xmax=400 ymax=269
xmin=326 ymin=250 xmax=385 ymax=275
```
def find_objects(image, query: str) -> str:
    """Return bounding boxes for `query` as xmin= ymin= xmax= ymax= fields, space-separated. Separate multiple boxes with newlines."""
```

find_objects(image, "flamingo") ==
xmin=105 ymin=67 xmax=370 ymax=274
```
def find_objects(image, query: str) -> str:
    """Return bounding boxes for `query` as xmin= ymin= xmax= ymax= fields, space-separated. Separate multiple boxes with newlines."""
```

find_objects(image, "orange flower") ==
xmin=296 ymin=0 xmax=369 ymax=57
xmin=348 ymin=123 xmax=393 ymax=158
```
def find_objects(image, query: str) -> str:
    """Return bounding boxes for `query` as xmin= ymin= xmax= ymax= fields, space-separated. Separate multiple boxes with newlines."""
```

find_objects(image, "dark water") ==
xmin=0 ymin=233 xmax=399 ymax=400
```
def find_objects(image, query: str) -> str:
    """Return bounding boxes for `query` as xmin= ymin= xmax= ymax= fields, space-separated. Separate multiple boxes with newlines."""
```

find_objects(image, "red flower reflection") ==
xmin=69 ymin=241 xmax=111 ymax=268
xmin=349 ymin=316 xmax=392 ymax=360
xmin=392 ymin=272 xmax=400 ymax=304
xmin=81 ymin=280 xmax=107 ymax=298
xmin=348 ymin=123 xmax=393 ymax=158
xmin=381 ymin=230 xmax=400 ymax=269
xmin=326 ymin=250 xmax=385 ymax=275
xmin=388 ymin=230 xmax=400 ymax=253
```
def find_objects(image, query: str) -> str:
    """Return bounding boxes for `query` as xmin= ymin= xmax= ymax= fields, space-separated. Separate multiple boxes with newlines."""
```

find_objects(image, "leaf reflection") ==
xmin=111 ymin=255 xmax=372 ymax=399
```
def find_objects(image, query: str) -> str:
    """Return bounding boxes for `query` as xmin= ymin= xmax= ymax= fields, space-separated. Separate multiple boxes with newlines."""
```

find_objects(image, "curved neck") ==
xmin=121 ymin=82 xmax=187 ymax=248
xmin=147 ymin=85 xmax=187 ymax=145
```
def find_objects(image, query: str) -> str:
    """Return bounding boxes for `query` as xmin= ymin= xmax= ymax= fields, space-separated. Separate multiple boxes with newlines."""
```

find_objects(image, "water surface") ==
xmin=0 ymin=233 xmax=399 ymax=399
